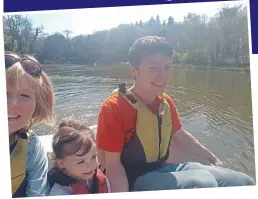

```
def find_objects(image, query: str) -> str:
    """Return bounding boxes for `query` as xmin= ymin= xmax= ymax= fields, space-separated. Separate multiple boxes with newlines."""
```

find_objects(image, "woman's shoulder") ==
xmin=27 ymin=131 xmax=43 ymax=155
xmin=25 ymin=130 xmax=48 ymax=169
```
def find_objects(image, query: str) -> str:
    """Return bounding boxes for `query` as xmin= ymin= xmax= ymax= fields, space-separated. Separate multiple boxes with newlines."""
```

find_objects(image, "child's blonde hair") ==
xmin=5 ymin=52 xmax=55 ymax=127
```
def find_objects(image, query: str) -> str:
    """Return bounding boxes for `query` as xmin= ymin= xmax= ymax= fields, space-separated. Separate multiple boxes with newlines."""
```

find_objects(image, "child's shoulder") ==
xmin=48 ymin=168 xmax=76 ymax=188
xmin=96 ymin=169 xmax=111 ymax=193
xmin=105 ymin=176 xmax=111 ymax=193
xmin=49 ymin=183 xmax=73 ymax=196
xmin=48 ymin=168 xmax=77 ymax=195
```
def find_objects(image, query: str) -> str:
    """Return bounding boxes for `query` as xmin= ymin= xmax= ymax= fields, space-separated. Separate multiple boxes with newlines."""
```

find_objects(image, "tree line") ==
xmin=4 ymin=5 xmax=249 ymax=68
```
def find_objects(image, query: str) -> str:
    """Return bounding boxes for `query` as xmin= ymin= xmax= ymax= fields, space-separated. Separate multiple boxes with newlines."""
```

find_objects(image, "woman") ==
xmin=5 ymin=51 xmax=55 ymax=197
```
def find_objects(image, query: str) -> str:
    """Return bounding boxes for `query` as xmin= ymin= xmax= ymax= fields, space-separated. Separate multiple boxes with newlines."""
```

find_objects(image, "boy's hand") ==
xmin=209 ymin=156 xmax=225 ymax=167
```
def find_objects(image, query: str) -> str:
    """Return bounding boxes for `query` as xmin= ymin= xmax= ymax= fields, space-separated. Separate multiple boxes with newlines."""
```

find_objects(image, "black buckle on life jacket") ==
xmin=19 ymin=132 xmax=28 ymax=139
xmin=118 ymin=83 xmax=137 ymax=104
xmin=118 ymin=83 xmax=127 ymax=94
xmin=98 ymin=164 xmax=106 ymax=175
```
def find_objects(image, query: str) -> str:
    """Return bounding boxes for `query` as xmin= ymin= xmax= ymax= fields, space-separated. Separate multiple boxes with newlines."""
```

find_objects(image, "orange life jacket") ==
xmin=69 ymin=169 xmax=109 ymax=194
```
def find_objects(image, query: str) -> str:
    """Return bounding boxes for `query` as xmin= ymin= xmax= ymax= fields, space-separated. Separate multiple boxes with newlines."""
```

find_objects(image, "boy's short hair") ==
xmin=128 ymin=36 xmax=173 ymax=68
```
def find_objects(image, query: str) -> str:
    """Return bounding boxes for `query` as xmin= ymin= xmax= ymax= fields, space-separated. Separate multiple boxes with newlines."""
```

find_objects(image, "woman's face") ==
xmin=7 ymin=74 xmax=36 ymax=136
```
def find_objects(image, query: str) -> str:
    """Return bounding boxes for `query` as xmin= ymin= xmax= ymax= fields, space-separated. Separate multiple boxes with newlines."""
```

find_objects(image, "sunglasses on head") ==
xmin=5 ymin=54 xmax=42 ymax=76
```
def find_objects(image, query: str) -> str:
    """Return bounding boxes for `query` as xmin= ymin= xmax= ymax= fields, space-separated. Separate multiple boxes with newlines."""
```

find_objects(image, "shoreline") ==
xmin=42 ymin=63 xmax=250 ymax=73
xmin=173 ymin=64 xmax=250 ymax=73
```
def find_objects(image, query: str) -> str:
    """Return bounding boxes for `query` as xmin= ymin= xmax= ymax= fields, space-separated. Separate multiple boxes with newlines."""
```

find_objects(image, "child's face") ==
xmin=7 ymin=75 xmax=36 ymax=135
xmin=131 ymin=53 xmax=173 ymax=96
xmin=59 ymin=144 xmax=98 ymax=181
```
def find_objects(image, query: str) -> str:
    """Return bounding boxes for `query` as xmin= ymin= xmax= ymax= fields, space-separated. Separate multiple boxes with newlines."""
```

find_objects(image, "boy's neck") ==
xmin=129 ymin=84 xmax=157 ymax=106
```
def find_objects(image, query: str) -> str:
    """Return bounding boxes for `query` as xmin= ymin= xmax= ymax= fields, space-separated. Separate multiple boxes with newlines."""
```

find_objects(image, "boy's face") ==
xmin=130 ymin=53 xmax=173 ymax=96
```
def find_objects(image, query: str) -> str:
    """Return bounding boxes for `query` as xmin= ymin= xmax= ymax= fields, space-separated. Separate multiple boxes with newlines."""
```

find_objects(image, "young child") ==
xmin=48 ymin=118 xmax=111 ymax=195
xmin=5 ymin=51 xmax=55 ymax=197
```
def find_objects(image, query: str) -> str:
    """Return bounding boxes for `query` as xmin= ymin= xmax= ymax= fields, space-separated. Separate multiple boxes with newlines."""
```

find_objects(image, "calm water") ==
xmin=35 ymin=64 xmax=255 ymax=179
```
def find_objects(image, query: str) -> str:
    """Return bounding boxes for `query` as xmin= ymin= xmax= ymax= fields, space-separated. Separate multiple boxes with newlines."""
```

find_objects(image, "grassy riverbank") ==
xmin=173 ymin=64 xmax=250 ymax=73
xmin=42 ymin=62 xmax=250 ymax=73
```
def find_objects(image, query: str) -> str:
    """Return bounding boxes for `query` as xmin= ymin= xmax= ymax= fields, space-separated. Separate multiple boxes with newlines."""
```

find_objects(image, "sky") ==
xmin=9 ymin=0 xmax=247 ymax=36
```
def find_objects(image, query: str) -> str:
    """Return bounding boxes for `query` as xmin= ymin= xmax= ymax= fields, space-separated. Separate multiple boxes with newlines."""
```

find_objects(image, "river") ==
xmin=35 ymin=64 xmax=255 ymax=179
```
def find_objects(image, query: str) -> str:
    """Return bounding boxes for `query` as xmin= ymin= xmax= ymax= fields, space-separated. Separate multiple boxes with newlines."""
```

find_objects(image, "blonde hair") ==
xmin=5 ymin=53 xmax=55 ymax=127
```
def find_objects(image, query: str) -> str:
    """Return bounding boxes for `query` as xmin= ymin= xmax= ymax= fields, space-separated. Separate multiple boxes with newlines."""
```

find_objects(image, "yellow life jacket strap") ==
xmin=10 ymin=132 xmax=28 ymax=195
xmin=117 ymin=83 xmax=168 ymax=113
